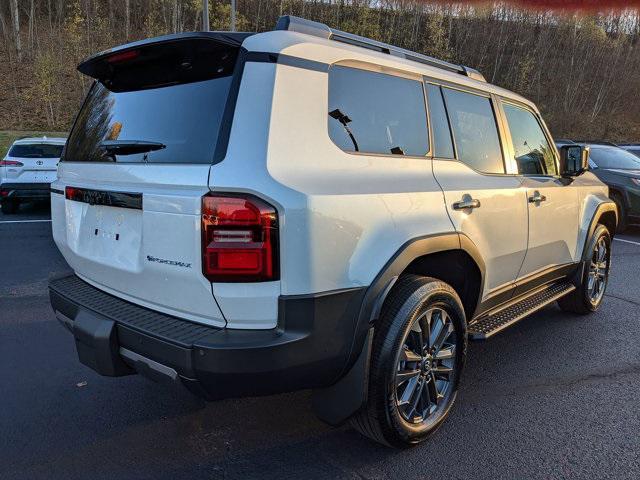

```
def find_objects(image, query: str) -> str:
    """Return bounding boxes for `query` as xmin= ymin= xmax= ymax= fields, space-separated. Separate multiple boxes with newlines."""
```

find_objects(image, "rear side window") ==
xmin=503 ymin=103 xmax=557 ymax=175
xmin=9 ymin=144 xmax=63 ymax=158
xmin=328 ymin=66 xmax=429 ymax=156
xmin=426 ymin=84 xmax=454 ymax=159
xmin=442 ymin=88 xmax=504 ymax=174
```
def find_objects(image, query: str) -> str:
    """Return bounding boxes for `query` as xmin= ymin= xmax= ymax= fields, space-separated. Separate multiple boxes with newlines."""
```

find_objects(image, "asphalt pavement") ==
xmin=2 ymin=200 xmax=639 ymax=480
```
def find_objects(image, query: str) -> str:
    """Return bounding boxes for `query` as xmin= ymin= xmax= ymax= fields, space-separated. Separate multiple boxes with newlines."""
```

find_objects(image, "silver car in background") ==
xmin=0 ymin=136 xmax=66 ymax=214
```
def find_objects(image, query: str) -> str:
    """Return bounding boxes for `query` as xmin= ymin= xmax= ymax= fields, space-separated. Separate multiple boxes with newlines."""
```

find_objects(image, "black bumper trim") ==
xmin=49 ymin=274 xmax=366 ymax=399
xmin=1 ymin=182 xmax=52 ymax=199
xmin=1 ymin=182 xmax=52 ymax=191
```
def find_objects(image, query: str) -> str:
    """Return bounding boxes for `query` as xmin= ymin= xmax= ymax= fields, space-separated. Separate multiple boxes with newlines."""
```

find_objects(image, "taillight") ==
xmin=202 ymin=194 xmax=279 ymax=282
xmin=0 ymin=160 xmax=23 ymax=167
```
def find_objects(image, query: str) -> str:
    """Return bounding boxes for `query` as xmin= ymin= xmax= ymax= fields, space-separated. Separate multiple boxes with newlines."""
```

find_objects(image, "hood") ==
xmin=602 ymin=168 xmax=640 ymax=178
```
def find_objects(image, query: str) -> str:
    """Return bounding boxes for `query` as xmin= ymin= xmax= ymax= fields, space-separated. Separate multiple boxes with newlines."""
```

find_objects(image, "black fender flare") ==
xmin=570 ymin=201 xmax=617 ymax=286
xmin=312 ymin=232 xmax=485 ymax=425
xmin=584 ymin=201 xmax=617 ymax=255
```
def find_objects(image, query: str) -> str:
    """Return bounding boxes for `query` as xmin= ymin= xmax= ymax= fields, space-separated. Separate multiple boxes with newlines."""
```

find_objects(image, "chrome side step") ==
xmin=468 ymin=282 xmax=576 ymax=340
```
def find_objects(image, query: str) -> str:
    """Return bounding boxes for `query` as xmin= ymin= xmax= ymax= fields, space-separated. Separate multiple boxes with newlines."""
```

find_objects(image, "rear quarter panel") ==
xmin=211 ymin=58 xmax=455 ymax=297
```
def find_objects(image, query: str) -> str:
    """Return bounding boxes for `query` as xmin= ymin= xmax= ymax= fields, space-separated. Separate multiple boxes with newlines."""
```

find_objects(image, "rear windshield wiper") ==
xmin=100 ymin=140 xmax=166 ymax=156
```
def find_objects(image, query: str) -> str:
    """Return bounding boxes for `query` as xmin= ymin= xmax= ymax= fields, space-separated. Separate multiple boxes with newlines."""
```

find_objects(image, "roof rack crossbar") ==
xmin=275 ymin=15 xmax=486 ymax=82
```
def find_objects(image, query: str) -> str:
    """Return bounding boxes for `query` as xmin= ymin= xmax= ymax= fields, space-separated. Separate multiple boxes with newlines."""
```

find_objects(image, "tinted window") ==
xmin=590 ymin=146 xmax=640 ymax=169
xmin=64 ymin=77 xmax=233 ymax=163
xmin=442 ymin=88 xmax=504 ymax=173
xmin=9 ymin=144 xmax=64 ymax=158
xmin=503 ymin=104 xmax=556 ymax=175
xmin=426 ymin=84 xmax=454 ymax=159
xmin=328 ymin=66 xmax=429 ymax=156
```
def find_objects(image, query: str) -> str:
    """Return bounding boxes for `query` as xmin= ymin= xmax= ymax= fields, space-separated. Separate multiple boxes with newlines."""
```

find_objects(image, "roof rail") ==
xmin=275 ymin=15 xmax=486 ymax=83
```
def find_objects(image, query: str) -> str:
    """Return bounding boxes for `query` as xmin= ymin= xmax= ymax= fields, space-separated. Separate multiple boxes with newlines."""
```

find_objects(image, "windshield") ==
xmin=589 ymin=146 xmax=640 ymax=170
xmin=64 ymin=76 xmax=233 ymax=164
xmin=9 ymin=143 xmax=63 ymax=158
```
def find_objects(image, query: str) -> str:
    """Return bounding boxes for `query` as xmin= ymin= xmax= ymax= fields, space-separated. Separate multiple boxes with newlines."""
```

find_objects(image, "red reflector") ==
xmin=202 ymin=194 xmax=279 ymax=282
xmin=0 ymin=160 xmax=23 ymax=167
xmin=106 ymin=49 xmax=140 ymax=64
xmin=0 ymin=190 xmax=8 ymax=197
xmin=216 ymin=250 xmax=262 ymax=271
xmin=65 ymin=186 xmax=80 ymax=201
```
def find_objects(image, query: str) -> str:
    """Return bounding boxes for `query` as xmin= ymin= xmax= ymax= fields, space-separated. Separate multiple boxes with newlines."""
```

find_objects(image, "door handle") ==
xmin=528 ymin=191 xmax=547 ymax=203
xmin=452 ymin=196 xmax=481 ymax=210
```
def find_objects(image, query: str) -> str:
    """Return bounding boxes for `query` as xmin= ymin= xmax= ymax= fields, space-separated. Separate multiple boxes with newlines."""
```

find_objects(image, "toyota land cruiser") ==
xmin=49 ymin=16 xmax=617 ymax=447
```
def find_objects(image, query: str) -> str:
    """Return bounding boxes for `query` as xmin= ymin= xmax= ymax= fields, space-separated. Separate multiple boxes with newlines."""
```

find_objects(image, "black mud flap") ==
xmin=312 ymin=327 xmax=373 ymax=426
xmin=73 ymin=310 xmax=134 ymax=377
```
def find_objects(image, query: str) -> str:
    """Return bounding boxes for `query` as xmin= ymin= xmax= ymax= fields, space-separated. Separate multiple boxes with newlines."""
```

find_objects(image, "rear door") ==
xmin=51 ymin=34 xmax=247 ymax=327
xmin=428 ymin=83 xmax=528 ymax=311
xmin=499 ymin=100 xmax=580 ymax=291
xmin=4 ymin=142 xmax=62 ymax=184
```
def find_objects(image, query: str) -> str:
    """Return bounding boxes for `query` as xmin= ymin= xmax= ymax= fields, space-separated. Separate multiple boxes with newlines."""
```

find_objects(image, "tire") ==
xmin=610 ymin=192 xmax=627 ymax=233
xmin=558 ymin=224 xmax=611 ymax=314
xmin=1 ymin=199 xmax=18 ymax=214
xmin=350 ymin=275 xmax=467 ymax=448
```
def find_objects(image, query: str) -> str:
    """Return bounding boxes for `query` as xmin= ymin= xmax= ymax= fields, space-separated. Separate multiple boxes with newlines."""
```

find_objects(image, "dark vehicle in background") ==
xmin=618 ymin=143 xmax=640 ymax=159
xmin=557 ymin=140 xmax=640 ymax=232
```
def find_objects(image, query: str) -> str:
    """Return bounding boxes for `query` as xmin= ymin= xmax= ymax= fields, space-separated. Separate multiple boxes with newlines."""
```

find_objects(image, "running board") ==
xmin=468 ymin=282 xmax=576 ymax=340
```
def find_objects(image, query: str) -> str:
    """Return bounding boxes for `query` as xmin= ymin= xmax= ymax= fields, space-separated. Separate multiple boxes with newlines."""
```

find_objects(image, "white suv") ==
xmin=1 ymin=136 xmax=66 ymax=214
xmin=49 ymin=17 xmax=617 ymax=447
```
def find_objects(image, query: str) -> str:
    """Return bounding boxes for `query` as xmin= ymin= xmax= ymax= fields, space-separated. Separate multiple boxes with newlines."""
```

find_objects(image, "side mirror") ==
xmin=559 ymin=145 xmax=589 ymax=176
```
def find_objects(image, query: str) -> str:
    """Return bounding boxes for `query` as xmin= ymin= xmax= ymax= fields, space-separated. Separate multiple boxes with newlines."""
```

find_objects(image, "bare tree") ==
xmin=9 ymin=0 xmax=21 ymax=61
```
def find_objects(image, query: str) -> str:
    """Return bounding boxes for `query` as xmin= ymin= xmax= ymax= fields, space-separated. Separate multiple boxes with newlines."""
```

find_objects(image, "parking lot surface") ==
xmin=2 ymin=201 xmax=639 ymax=480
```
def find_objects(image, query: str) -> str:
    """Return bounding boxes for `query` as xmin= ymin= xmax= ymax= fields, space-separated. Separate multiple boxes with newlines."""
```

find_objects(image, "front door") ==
xmin=499 ymin=101 xmax=580 ymax=291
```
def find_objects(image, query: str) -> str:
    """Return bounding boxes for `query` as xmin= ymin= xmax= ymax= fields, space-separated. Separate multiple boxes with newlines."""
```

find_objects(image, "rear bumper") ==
xmin=1 ymin=182 xmax=51 ymax=199
xmin=49 ymin=275 xmax=366 ymax=399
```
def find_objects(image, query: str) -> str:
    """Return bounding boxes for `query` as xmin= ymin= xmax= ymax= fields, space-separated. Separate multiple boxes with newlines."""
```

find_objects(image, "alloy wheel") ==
xmin=587 ymin=236 xmax=609 ymax=304
xmin=395 ymin=307 xmax=457 ymax=424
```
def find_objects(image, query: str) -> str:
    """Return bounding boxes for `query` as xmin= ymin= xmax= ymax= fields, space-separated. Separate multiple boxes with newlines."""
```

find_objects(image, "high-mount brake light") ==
xmin=106 ymin=50 xmax=140 ymax=64
xmin=202 ymin=194 xmax=279 ymax=282
xmin=0 ymin=160 xmax=24 ymax=167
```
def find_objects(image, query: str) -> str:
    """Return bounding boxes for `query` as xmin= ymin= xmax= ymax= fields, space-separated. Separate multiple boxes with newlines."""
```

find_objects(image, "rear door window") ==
xmin=442 ymin=88 xmax=504 ymax=174
xmin=328 ymin=66 xmax=429 ymax=156
xmin=503 ymin=103 xmax=557 ymax=175
xmin=9 ymin=144 xmax=64 ymax=158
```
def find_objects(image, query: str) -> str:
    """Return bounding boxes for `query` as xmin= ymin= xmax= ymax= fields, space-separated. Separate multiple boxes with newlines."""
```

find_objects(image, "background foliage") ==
xmin=1 ymin=0 xmax=640 ymax=141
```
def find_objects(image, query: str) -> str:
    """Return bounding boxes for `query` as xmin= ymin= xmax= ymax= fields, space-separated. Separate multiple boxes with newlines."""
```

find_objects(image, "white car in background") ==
xmin=0 ymin=136 xmax=66 ymax=214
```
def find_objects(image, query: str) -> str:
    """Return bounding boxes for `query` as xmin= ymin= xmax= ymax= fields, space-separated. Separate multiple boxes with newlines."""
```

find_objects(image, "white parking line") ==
xmin=614 ymin=237 xmax=640 ymax=247
xmin=0 ymin=219 xmax=52 ymax=224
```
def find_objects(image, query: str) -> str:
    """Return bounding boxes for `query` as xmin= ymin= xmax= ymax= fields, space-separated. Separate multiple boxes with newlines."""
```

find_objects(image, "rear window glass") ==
xmin=9 ymin=144 xmax=63 ymax=158
xmin=426 ymin=84 xmax=454 ymax=159
xmin=328 ymin=66 xmax=429 ymax=156
xmin=442 ymin=88 xmax=504 ymax=174
xmin=64 ymin=76 xmax=233 ymax=164
xmin=590 ymin=146 xmax=640 ymax=169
